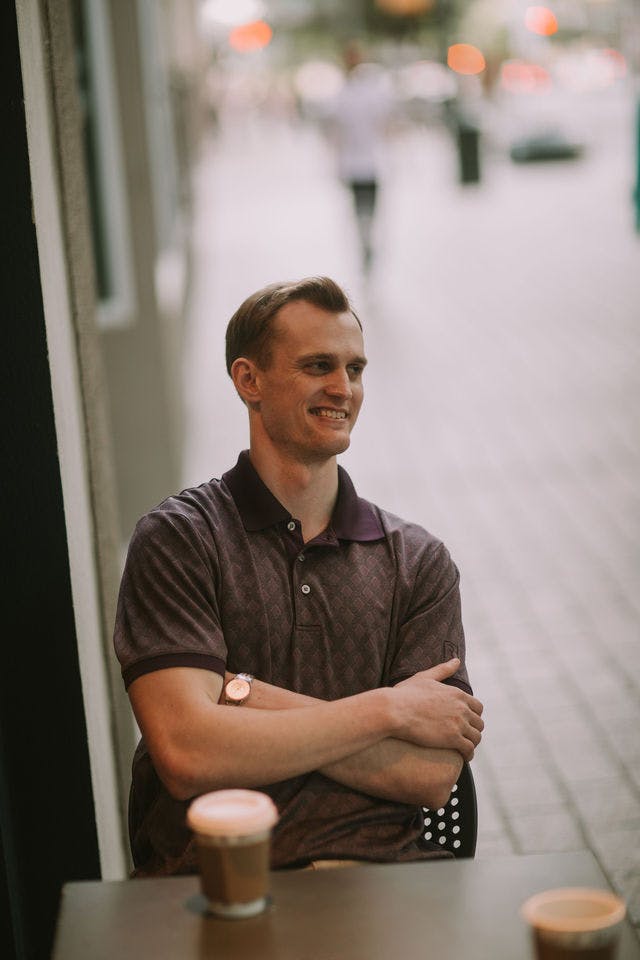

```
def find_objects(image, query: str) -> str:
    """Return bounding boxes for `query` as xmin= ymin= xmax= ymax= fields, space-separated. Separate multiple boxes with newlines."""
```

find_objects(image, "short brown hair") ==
xmin=225 ymin=276 xmax=361 ymax=375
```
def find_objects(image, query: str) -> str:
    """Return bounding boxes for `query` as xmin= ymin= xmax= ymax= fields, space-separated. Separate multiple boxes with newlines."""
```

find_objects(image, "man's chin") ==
xmin=323 ymin=434 xmax=351 ymax=457
xmin=295 ymin=435 xmax=351 ymax=464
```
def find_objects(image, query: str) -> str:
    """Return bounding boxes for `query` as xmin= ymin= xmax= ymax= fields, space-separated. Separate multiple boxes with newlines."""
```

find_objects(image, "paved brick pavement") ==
xmin=182 ymin=88 xmax=640 ymax=932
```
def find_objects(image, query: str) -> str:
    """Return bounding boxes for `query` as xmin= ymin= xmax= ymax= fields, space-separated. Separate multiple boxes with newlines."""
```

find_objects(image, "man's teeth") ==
xmin=314 ymin=409 xmax=346 ymax=419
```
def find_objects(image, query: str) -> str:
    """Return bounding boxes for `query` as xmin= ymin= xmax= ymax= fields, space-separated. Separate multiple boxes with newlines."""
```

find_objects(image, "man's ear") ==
xmin=230 ymin=357 xmax=261 ymax=408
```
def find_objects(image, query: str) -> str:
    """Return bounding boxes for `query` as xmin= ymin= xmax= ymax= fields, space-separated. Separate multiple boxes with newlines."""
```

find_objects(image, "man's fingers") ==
xmin=467 ymin=725 xmax=482 ymax=747
xmin=468 ymin=712 xmax=484 ymax=732
xmin=468 ymin=696 xmax=484 ymax=716
xmin=423 ymin=658 xmax=461 ymax=682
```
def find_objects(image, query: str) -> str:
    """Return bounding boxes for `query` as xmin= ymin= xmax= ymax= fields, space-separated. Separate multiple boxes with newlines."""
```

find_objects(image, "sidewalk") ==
xmin=182 ymin=98 xmax=640 ymax=931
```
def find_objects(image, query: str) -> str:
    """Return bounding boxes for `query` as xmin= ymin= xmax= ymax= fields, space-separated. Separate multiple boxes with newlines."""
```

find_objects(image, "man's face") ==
xmin=254 ymin=300 xmax=367 ymax=464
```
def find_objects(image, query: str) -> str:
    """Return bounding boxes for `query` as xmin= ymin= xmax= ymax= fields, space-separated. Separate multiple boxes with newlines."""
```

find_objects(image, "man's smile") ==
xmin=310 ymin=407 xmax=348 ymax=420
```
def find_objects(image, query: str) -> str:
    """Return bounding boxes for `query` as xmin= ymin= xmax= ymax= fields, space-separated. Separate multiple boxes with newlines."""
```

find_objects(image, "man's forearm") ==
xmin=322 ymin=738 xmax=462 ymax=809
xmin=133 ymin=669 xmax=398 ymax=801
xmin=228 ymin=673 xmax=463 ymax=809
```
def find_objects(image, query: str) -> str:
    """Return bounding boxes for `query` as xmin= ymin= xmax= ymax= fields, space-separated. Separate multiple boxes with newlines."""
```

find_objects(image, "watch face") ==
xmin=226 ymin=677 xmax=250 ymax=703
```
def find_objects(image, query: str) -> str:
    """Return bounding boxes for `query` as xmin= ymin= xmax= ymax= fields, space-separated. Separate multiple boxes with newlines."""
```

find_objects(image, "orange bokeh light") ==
xmin=500 ymin=59 xmax=551 ymax=93
xmin=228 ymin=20 xmax=273 ymax=52
xmin=447 ymin=44 xmax=486 ymax=76
xmin=601 ymin=48 xmax=627 ymax=79
xmin=376 ymin=0 xmax=434 ymax=12
xmin=525 ymin=6 xmax=558 ymax=36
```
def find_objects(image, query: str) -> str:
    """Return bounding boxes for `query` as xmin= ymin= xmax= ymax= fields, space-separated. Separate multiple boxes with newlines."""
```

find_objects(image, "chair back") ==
xmin=422 ymin=762 xmax=477 ymax=858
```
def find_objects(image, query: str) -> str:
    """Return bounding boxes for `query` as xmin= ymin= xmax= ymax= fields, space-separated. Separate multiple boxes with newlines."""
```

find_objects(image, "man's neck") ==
xmin=248 ymin=446 xmax=339 ymax=543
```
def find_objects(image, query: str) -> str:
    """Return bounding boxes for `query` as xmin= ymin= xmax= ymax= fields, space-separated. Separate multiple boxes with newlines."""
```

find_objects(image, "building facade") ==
xmin=3 ymin=2 xmax=206 ymax=956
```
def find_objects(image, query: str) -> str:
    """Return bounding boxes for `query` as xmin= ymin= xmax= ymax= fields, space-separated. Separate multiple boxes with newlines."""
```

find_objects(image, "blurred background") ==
xmin=4 ymin=0 xmax=640 ymax=956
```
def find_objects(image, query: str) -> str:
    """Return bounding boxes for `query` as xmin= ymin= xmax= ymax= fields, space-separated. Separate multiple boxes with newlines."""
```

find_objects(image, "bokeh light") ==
xmin=396 ymin=60 xmax=457 ymax=103
xmin=228 ymin=20 xmax=273 ymax=53
xmin=554 ymin=47 xmax=627 ymax=92
xmin=600 ymin=48 xmax=627 ymax=80
xmin=376 ymin=0 xmax=434 ymax=14
xmin=525 ymin=6 xmax=559 ymax=36
xmin=500 ymin=59 xmax=551 ymax=93
xmin=293 ymin=60 xmax=344 ymax=103
xmin=447 ymin=44 xmax=486 ymax=76
xmin=200 ymin=0 xmax=266 ymax=30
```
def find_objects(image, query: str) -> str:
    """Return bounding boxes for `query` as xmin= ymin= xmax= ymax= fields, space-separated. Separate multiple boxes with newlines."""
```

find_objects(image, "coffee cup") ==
xmin=187 ymin=789 xmax=279 ymax=919
xmin=521 ymin=887 xmax=626 ymax=960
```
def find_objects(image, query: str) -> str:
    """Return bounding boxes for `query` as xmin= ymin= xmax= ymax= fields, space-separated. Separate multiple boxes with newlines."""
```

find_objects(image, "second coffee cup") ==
xmin=521 ymin=887 xmax=626 ymax=960
xmin=187 ymin=789 xmax=279 ymax=919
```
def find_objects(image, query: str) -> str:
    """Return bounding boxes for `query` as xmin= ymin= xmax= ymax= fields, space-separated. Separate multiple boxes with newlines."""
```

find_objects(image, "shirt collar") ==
xmin=222 ymin=451 xmax=384 ymax=542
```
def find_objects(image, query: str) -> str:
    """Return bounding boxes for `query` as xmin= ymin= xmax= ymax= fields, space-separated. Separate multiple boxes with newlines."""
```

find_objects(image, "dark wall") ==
xmin=0 ymin=5 xmax=101 ymax=959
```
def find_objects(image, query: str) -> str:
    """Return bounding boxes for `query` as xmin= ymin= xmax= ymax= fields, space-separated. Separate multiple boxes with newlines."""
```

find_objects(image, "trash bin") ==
xmin=457 ymin=117 xmax=480 ymax=184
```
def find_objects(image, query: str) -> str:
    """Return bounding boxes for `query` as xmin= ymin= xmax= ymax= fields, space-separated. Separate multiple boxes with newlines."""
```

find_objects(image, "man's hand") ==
xmin=392 ymin=658 xmax=484 ymax=761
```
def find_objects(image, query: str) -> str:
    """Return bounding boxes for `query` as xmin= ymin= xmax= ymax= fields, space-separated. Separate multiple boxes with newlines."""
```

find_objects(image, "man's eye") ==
xmin=307 ymin=361 xmax=329 ymax=373
xmin=348 ymin=364 xmax=363 ymax=377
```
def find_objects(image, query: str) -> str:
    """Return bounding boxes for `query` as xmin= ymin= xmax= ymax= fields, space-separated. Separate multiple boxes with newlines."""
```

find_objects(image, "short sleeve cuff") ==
xmin=390 ymin=674 xmax=472 ymax=696
xmin=123 ymin=653 xmax=226 ymax=690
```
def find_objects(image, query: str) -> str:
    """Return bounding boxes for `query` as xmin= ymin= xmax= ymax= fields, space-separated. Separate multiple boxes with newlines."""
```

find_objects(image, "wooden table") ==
xmin=53 ymin=851 xmax=639 ymax=960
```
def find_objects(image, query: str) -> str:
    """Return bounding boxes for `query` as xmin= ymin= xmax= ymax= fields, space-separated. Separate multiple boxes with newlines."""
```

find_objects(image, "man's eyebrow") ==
xmin=296 ymin=352 xmax=368 ymax=367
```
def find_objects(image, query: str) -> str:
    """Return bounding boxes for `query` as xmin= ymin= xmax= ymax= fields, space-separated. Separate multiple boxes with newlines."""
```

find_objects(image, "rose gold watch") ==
xmin=224 ymin=673 xmax=254 ymax=706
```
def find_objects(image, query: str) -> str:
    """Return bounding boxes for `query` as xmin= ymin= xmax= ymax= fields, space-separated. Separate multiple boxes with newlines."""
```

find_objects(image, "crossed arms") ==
xmin=128 ymin=657 xmax=484 ymax=812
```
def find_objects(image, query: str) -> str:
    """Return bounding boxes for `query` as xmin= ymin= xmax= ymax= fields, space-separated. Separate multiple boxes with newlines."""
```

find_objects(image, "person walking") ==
xmin=327 ymin=43 xmax=395 ymax=267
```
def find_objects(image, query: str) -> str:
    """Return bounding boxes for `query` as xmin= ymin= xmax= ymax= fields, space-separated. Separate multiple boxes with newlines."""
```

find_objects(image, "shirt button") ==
xmin=298 ymin=554 xmax=305 ymax=562
xmin=287 ymin=520 xmax=296 ymax=532
xmin=301 ymin=584 xmax=311 ymax=595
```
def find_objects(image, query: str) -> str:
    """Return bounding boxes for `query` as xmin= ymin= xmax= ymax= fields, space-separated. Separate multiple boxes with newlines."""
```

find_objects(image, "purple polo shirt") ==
xmin=115 ymin=451 xmax=471 ymax=875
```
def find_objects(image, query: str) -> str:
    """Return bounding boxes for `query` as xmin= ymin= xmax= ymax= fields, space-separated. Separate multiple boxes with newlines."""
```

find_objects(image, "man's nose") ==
xmin=324 ymin=368 xmax=352 ymax=399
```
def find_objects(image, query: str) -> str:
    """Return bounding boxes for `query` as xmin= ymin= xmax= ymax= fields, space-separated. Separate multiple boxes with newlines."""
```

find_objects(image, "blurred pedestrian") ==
xmin=326 ymin=42 xmax=395 ymax=268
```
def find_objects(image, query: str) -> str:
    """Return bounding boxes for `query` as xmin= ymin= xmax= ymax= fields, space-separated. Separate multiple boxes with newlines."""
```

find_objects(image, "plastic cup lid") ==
xmin=521 ymin=888 xmax=626 ymax=933
xmin=187 ymin=789 xmax=279 ymax=837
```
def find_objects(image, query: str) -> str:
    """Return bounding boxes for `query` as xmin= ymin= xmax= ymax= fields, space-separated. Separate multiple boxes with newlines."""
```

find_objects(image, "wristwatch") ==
xmin=224 ymin=672 xmax=254 ymax=706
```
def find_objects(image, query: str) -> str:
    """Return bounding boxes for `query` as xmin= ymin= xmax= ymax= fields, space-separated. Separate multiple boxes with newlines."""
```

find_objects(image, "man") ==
xmin=326 ymin=42 xmax=394 ymax=266
xmin=114 ymin=276 xmax=483 ymax=876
